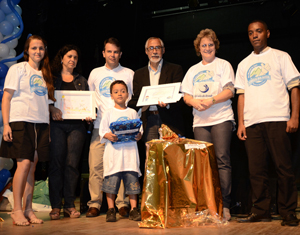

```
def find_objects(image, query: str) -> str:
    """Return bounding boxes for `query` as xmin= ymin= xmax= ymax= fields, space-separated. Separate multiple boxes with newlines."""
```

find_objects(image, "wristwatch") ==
xmin=212 ymin=97 xmax=216 ymax=104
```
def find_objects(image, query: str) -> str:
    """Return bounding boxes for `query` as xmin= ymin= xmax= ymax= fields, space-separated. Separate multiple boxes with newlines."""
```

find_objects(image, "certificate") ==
xmin=54 ymin=91 xmax=96 ymax=119
xmin=136 ymin=82 xmax=182 ymax=107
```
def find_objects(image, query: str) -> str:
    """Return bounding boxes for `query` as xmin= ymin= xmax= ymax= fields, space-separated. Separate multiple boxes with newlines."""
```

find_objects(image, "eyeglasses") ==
xmin=147 ymin=46 xmax=163 ymax=51
xmin=201 ymin=43 xmax=214 ymax=48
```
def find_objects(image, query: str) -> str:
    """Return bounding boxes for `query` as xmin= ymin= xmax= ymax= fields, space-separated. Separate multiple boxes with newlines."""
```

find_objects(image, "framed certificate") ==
xmin=54 ymin=91 xmax=96 ymax=119
xmin=136 ymin=82 xmax=182 ymax=107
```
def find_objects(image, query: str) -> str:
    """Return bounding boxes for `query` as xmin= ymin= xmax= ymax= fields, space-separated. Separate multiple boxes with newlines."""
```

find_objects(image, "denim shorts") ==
xmin=102 ymin=171 xmax=140 ymax=195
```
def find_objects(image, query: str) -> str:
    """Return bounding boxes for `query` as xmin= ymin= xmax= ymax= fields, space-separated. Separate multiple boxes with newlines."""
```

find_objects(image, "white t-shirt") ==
xmin=181 ymin=57 xmax=235 ymax=127
xmin=4 ymin=62 xmax=50 ymax=124
xmin=99 ymin=107 xmax=142 ymax=177
xmin=88 ymin=64 xmax=134 ymax=128
xmin=235 ymin=47 xmax=300 ymax=128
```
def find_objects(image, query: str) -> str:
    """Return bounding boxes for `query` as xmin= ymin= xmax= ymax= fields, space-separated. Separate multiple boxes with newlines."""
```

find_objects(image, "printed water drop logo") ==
xmin=193 ymin=70 xmax=214 ymax=85
xmin=99 ymin=76 xmax=116 ymax=97
xmin=29 ymin=75 xmax=47 ymax=96
xmin=247 ymin=63 xmax=271 ymax=87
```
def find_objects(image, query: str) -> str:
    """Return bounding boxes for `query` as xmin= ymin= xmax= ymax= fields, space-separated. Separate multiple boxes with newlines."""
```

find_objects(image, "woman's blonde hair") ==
xmin=194 ymin=28 xmax=220 ymax=57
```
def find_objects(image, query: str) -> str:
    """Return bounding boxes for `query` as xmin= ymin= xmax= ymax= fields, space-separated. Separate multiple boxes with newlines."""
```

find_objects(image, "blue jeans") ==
xmin=49 ymin=121 xmax=86 ymax=209
xmin=194 ymin=121 xmax=233 ymax=208
xmin=102 ymin=171 xmax=141 ymax=195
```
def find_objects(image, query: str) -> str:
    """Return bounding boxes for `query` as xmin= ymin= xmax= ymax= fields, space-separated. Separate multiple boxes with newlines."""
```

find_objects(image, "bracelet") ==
xmin=212 ymin=97 xmax=216 ymax=104
xmin=3 ymin=123 xmax=9 ymax=126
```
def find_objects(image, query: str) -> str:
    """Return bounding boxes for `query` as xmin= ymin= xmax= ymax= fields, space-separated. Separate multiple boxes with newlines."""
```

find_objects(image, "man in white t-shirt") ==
xmin=86 ymin=38 xmax=133 ymax=217
xmin=235 ymin=20 xmax=300 ymax=226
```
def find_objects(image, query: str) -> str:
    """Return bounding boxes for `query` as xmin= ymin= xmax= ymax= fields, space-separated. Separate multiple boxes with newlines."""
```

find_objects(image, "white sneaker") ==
xmin=223 ymin=207 xmax=231 ymax=221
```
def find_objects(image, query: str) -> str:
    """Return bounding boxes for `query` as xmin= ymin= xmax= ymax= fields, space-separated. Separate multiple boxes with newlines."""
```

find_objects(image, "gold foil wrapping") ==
xmin=139 ymin=125 xmax=223 ymax=228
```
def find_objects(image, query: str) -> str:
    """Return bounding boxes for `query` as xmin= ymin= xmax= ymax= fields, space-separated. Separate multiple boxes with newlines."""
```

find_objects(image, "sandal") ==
xmin=49 ymin=208 xmax=61 ymax=220
xmin=24 ymin=209 xmax=43 ymax=224
xmin=10 ymin=210 xmax=30 ymax=226
xmin=63 ymin=208 xmax=80 ymax=218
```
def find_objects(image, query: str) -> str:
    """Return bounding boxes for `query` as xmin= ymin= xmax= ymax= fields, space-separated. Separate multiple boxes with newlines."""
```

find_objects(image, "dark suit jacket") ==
xmin=128 ymin=61 xmax=185 ymax=136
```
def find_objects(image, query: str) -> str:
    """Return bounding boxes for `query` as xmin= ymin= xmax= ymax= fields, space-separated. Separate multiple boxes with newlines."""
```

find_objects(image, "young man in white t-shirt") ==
xmin=86 ymin=38 xmax=133 ymax=218
xmin=235 ymin=20 xmax=300 ymax=226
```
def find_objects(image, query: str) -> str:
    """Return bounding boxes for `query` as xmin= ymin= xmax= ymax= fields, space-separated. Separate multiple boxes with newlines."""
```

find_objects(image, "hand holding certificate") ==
xmin=54 ymin=91 xmax=96 ymax=119
xmin=136 ymin=82 xmax=182 ymax=107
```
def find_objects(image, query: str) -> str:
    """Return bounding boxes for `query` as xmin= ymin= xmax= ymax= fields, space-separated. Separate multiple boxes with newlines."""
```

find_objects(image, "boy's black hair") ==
xmin=110 ymin=80 xmax=128 ymax=94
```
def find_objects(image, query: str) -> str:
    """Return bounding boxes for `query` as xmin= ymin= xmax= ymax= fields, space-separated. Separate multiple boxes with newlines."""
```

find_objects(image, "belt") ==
xmin=149 ymin=110 xmax=159 ymax=115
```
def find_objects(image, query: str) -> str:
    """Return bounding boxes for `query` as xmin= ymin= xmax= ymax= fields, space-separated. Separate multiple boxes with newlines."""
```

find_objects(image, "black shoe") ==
xmin=237 ymin=213 xmax=272 ymax=223
xmin=106 ymin=208 xmax=116 ymax=222
xmin=129 ymin=207 xmax=141 ymax=221
xmin=281 ymin=214 xmax=299 ymax=226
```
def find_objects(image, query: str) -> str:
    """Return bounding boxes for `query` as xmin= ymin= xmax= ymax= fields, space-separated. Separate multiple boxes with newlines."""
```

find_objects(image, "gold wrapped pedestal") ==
xmin=139 ymin=138 xmax=223 ymax=228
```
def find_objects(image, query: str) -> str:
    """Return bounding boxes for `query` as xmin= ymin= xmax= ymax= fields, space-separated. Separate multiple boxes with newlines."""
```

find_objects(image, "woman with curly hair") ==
xmin=181 ymin=29 xmax=235 ymax=221
xmin=48 ymin=45 xmax=90 ymax=220
xmin=0 ymin=35 xmax=55 ymax=226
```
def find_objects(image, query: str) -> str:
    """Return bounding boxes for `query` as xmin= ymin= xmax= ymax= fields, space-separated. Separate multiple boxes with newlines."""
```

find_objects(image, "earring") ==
xmin=61 ymin=61 xmax=63 ymax=64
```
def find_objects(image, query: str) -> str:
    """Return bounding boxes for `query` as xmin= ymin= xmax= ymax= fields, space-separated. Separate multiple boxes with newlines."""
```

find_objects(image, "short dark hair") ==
xmin=110 ymin=80 xmax=128 ymax=94
xmin=103 ymin=37 xmax=121 ymax=51
xmin=248 ymin=19 xmax=268 ymax=30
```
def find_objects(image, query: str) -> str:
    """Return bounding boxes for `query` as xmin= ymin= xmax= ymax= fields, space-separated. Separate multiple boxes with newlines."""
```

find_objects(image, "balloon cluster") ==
xmin=0 ymin=0 xmax=23 ymax=107
xmin=0 ymin=1 xmax=20 ymax=180
xmin=0 ymin=168 xmax=11 ymax=191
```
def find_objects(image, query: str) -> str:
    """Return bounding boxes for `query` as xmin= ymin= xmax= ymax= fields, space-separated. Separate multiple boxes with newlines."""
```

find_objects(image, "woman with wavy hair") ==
xmin=0 ymin=35 xmax=55 ymax=225
xmin=181 ymin=29 xmax=235 ymax=221
xmin=48 ymin=45 xmax=90 ymax=220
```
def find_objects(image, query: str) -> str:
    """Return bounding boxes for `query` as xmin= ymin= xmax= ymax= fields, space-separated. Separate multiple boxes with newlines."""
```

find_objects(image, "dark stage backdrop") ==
xmin=16 ymin=0 xmax=300 ymax=214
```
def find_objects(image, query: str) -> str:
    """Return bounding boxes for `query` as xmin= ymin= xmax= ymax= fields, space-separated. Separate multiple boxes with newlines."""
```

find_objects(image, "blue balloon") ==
xmin=0 ymin=168 xmax=11 ymax=183
xmin=1 ymin=0 xmax=23 ymax=43
xmin=12 ymin=0 xmax=21 ymax=5
xmin=5 ymin=13 xmax=19 ymax=27
xmin=0 ymin=62 xmax=8 ymax=79
xmin=0 ymin=9 xmax=5 ymax=22
xmin=0 ymin=20 xmax=13 ymax=36
xmin=0 ymin=0 xmax=16 ymax=15
xmin=14 ymin=4 xmax=21 ymax=15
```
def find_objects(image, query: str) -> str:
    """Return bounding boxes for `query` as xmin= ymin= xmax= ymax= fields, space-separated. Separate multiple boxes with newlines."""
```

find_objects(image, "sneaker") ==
xmin=129 ymin=207 xmax=141 ymax=221
xmin=106 ymin=208 xmax=116 ymax=222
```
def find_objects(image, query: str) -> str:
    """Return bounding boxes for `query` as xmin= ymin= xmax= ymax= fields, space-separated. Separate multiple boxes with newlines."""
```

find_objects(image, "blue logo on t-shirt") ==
xmin=29 ymin=75 xmax=47 ymax=96
xmin=247 ymin=63 xmax=271 ymax=87
xmin=193 ymin=70 xmax=214 ymax=85
xmin=99 ymin=77 xmax=116 ymax=97
xmin=117 ymin=116 xmax=129 ymax=121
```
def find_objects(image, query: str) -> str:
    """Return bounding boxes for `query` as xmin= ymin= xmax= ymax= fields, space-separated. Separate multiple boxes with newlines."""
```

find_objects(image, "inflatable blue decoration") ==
xmin=0 ymin=9 xmax=5 ymax=22
xmin=1 ymin=0 xmax=23 ymax=44
xmin=0 ymin=62 xmax=8 ymax=79
xmin=0 ymin=0 xmax=25 ymax=75
xmin=0 ymin=168 xmax=11 ymax=183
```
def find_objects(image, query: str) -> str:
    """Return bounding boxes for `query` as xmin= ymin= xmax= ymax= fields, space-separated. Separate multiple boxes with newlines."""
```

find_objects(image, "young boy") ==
xmin=99 ymin=80 xmax=142 ymax=222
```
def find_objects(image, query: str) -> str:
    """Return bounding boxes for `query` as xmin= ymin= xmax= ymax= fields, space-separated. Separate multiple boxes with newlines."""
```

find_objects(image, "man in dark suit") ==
xmin=128 ymin=37 xmax=185 ymax=141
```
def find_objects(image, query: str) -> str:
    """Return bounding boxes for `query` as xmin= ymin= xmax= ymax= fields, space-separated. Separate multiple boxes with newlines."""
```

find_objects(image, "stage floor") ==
xmin=1 ymin=210 xmax=300 ymax=234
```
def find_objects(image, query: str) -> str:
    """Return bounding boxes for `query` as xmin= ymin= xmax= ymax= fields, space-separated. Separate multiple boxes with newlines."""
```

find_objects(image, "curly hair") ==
xmin=193 ymin=29 xmax=220 ymax=57
xmin=24 ymin=35 xmax=55 ymax=101
xmin=51 ymin=44 xmax=82 ymax=76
